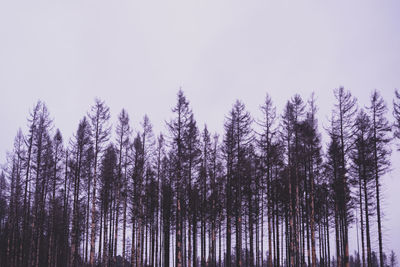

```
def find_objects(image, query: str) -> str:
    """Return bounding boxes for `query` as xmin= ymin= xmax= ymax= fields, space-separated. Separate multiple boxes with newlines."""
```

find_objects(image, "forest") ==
xmin=0 ymin=87 xmax=399 ymax=267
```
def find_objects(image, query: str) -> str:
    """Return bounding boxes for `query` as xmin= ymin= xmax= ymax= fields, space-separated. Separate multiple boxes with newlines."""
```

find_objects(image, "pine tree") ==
xmin=224 ymin=100 xmax=253 ymax=267
xmin=131 ymin=133 xmax=145 ymax=267
xmin=5 ymin=130 xmax=24 ymax=267
xmin=167 ymin=90 xmax=192 ymax=267
xmin=70 ymin=116 xmax=92 ymax=267
xmin=351 ymin=110 xmax=375 ymax=267
xmin=304 ymin=94 xmax=322 ymax=267
xmin=115 ymin=109 xmax=131 ymax=266
xmin=332 ymin=87 xmax=358 ymax=267
xmin=185 ymin=117 xmax=200 ymax=267
xmin=48 ymin=129 xmax=64 ymax=267
xmin=30 ymin=102 xmax=53 ymax=267
xmin=99 ymin=145 xmax=117 ymax=266
xmin=368 ymin=90 xmax=391 ymax=267
xmin=0 ymin=89 xmax=399 ymax=267
xmin=88 ymin=98 xmax=111 ymax=267
xmin=259 ymin=93 xmax=277 ymax=267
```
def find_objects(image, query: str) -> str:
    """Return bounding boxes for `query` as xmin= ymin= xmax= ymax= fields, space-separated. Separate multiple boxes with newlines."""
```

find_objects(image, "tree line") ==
xmin=0 ymin=87 xmax=399 ymax=267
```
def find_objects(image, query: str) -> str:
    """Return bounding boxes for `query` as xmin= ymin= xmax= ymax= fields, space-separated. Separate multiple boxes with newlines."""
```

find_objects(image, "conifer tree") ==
xmin=88 ymin=99 xmax=111 ymax=267
xmin=368 ymin=90 xmax=391 ymax=267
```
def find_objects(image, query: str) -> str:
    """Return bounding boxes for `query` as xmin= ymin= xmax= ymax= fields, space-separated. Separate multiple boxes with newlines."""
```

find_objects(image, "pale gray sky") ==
xmin=1 ymin=0 xmax=399 ymax=256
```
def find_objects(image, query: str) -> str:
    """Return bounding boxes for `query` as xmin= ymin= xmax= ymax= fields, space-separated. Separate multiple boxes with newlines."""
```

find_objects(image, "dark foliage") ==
xmin=0 ymin=89 xmax=397 ymax=267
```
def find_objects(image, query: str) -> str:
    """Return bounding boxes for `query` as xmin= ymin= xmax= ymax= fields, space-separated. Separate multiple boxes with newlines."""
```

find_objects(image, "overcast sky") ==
xmin=1 ymin=0 xmax=399 ymax=256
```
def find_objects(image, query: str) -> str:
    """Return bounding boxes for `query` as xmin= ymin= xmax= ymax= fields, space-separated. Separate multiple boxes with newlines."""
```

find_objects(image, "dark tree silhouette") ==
xmin=351 ymin=110 xmax=375 ymax=267
xmin=70 ymin=116 xmax=92 ymax=267
xmin=0 ymin=89 xmax=398 ymax=267
xmin=167 ymin=90 xmax=193 ymax=267
xmin=368 ymin=90 xmax=391 ymax=267
xmin=331 ymin=87 xmax=358 ymax=267
xmin=88 ymin=98 xmax=111 ymax=267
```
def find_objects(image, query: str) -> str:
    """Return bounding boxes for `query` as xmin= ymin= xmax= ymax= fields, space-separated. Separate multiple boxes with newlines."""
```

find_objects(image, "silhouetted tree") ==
xmin=351 ymin=110 xmax=375 ymax=267
xmin=99 ymin=145 xmax=117 ymax=266
xmin=368 ymin=90 xmax=392 ymax=267
xmin=167 ymin=90 xmax=193 ymax=267
xmin=115 ymin=109 xmax=131 ymax=266
xmin=258 ymin=93 xmax=277 ymax=267
xmin=70 ymin=116 xmax=91 ymax=267
xmin=224 ymin=100 xmax=253 ymax=267
xmin=88 ymin=98 xmax=111 ymax=267
xmin=331 ymin=87 xmax=358 ymax=267
xmin=47 ymin=129 xmax=64 ymax=267
xmin=0 ymin=89 xmax=398 ymax=267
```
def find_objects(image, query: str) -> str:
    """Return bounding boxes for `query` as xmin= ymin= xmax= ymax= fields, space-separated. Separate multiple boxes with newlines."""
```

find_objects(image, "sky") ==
xmin=0 ymin=0 xmax=399 ymax=257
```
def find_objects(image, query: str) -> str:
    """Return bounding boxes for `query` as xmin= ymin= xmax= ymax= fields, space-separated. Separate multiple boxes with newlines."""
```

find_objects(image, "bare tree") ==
xmin=115 ymin=109 xmax=131 ymax=266
xmin=368 ymin=90 xmax=391 ymax=267
xmin=0 ymin=89 xmax=398 ymax=267
xmin=70 ymin=117 xmax=91 ymax=267
xmin=88 ymin=99 xmax=111 ymax=267
xmin=167 ymin=90 xmax=192 ymax=267
xmin=332 ymin=87 xmax=357 ymax=267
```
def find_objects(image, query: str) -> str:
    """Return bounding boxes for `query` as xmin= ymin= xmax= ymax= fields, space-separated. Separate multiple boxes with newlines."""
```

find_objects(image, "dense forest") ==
xmin=0 ymin=87 xmax=399 ymax=267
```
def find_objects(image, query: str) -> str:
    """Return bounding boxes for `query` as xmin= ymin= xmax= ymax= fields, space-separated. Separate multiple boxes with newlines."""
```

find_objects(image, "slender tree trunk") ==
xmin=85 ymin=171 xmax=91 ymax=263
xmin=310 ymin=164 xmax=316 ymax=267
xmin=176 ymin=196 xmax=182 ymax=267
xmin=256 ymin=208 xmax=259 ymax=267
xmin=372 ymin=104 xmax=385 ymax=267
xmin=114 ymin=190 xmax=120 ymax=262
xmin=236 ymin=205 xmax=242 ymax=267
xmin=193 ymin=214 xmax=197 ymax=267
xmin=48 ymin=146 xmax=59 ymax=267
xmin=219 ymin=218 xmax=222 ymax=267
xmin=159 ymin=210 xmax=163 ymax=267
xmin=122 ymin=191 xmax=127 ymax=266
xmin=358 ymin=169 xmax=366 ymax=267
xmin=334 ymin=203 xmax=341 ymax=267
xmin=245 ymin=212 xmax=249 ymax=267
xmin=226 ymin=190 xmax=232 ymax=267
xmin=261 ymin=191 xmax=264 ymax=267
xmin=62 ymin=152 xmax=70 ymax=267
xmin=163 ymin=219 xmax=170 ymax=267
xmin=22 ymin=123 xmax=34 ymax=267
xmin=103 ymin=210 xmax=109 ymax=266
xmin=267 ymin=169 xmax=273 ymax=267
xmin=249 ymin=195 xmax=254 ymax=267
xmin=90 ymin=156 xmax=98 ymax=267
xmin=131 ymin=220 xmax=136 ymax=267
xmin=326 ymin=202 xmax=331 ymax=267
xmin=301 ymin=203 xmax=306 ymax=266
xmin=137 ymin=216 xmax=142 ymax=267
xmin=288 ymin=177 xmax=294 ymax=267
xmin=375 ymin=172 xmax=384 ymax=267
xmin=98 ymin=203 xmax=103 ymax=262
xmin=109 ymin=203 xmax=115 ymax=267
xmin=364 ymin=172 xmax=372 ymax=267
xmin=276 ymin=207 xmax=280 ymax=267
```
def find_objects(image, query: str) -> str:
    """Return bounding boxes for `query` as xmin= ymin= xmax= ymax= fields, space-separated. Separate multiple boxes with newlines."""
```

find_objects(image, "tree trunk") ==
xmin=310 ymin=163 xmax=316 ymax=267
xmin=103 ymin=210 xmax=108 ymax=266
xmin=131 ymin=220 xmax=136 ymax=267
xmin=267 ymin=168 xmax=272 ymax=267
xmin=363 ymin=171 xmax=372 ymax=267
xmin=358 ymin=168 xmax=366 ymax=267
xmin=89 ymin=158 xmax=98 ymax=267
